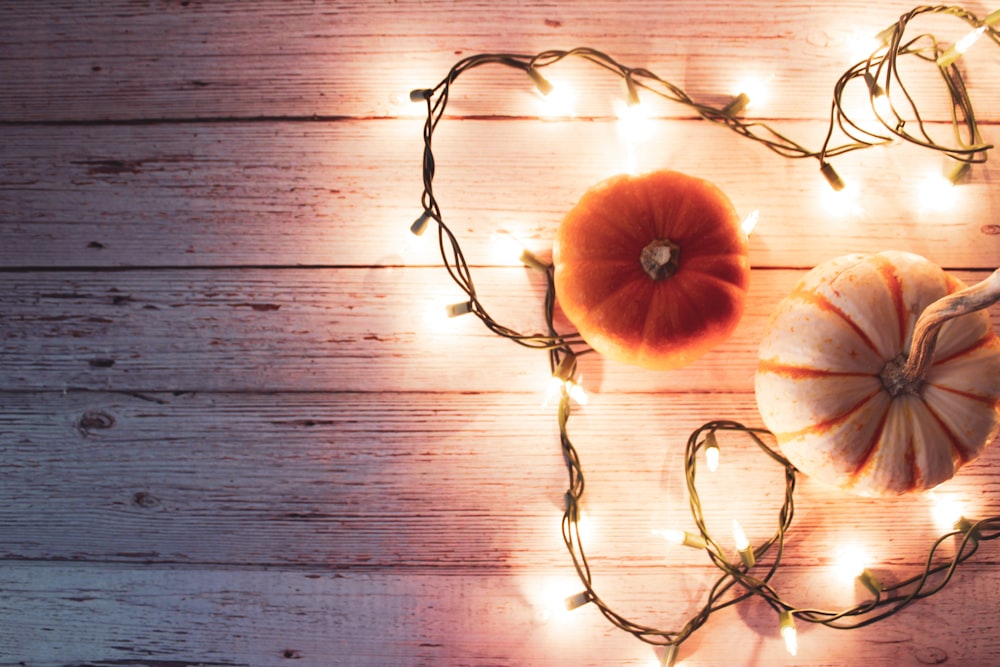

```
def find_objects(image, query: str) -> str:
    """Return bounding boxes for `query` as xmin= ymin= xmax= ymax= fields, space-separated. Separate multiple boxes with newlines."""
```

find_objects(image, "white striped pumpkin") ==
xmin=755 ymin=251 xmax=1000 ymax=496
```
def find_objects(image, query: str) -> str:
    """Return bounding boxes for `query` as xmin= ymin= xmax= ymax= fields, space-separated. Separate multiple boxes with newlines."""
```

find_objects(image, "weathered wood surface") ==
xmin=2 ymin=1 xmax=1000 ymax=666
xmin=2 ymin=121 xmax=998 ymax=270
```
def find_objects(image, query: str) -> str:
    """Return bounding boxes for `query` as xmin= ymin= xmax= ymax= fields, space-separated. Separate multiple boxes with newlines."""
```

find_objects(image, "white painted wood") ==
xmin=1 ymin=121 xmax=997 ymax=270
xmin=2 ymin=1 xmax=999 ymax=122
xmin=1 ymin=563 xmax=999 ymax=667
xmin=0 ymin=268 xmax=995 ymax=393
xmin=2 ymin=1 xmax=1000 ymax=665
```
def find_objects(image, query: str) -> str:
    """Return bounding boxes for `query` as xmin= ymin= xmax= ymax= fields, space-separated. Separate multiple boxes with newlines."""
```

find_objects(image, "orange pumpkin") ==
xmin=553 ymin=170 xmax=750 ymax=370
xmin=755 ymin=251 xmax=1000 ymax=496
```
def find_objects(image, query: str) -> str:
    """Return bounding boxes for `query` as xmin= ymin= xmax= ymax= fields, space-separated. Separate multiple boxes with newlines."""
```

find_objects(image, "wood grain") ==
xmin=2 ymin=121 xmax=998 ymax=270
xmin=2 ymin=1 xmax=1000 ymax=665
xmin=0 ymin=267 xmax=995 ymax=393
xmin=3 ymin=1 xmax=1000 ymax=122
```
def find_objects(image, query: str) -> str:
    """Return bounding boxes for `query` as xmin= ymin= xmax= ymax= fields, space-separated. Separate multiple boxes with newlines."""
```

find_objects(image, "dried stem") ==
xmin=880 ymin=268 xmax=1000 ymax=397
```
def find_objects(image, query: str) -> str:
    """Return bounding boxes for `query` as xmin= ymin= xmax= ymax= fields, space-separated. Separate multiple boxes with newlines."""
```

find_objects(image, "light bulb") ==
xmin=916 ymin=172 xmax=959 ymax=213
xmin=535 ymin=79 xmax=576 ymax=118
xmin=732 ymin=519 xmax=755 ymax=567
xmin=445 ymin=300 xmax=474 ymax=318
xmin=615 ymin=99 xmax=653 ymax=143
xmin=930 ymin=492 xmax=967 ymax=531
xmin=937 ymin=25 xmax=987 ymax=67
xmin=740 ymin=210 xmax=759 ymax=237
xmin=564 ymin=590 xmax=591 ymax=610
xmin=652 ymin=528 xmax=707 ymax=550
xmin=779 ymin=610 xmax=798 ymax=656
xmin=566 ymin=379 xmax=589 ymax=406
xmin=834 ymin=545 xmax=870 ymax=581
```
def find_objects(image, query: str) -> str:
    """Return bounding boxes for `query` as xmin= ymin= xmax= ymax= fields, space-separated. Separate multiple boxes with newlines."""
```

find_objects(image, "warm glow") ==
xmin=735 ymin=75 xmax=770 ymax=109
xmin=936 ymin=26 xmax=987 ymax=67
xmin=705 ymin=444 xmax=719 ymax=472
xmin=871 ymin=89 xmax=893 ymax=120
xmin=575 ymin=510 xmax=595 ymax=544
xmin=652 ymin=528 xmax=687 ymax=545
xmin=819 ymin=181 xmax=862 ymax=217
xmin=834 ymin=544 xmax=871 ymax=581
xmin=534 ymin=576 xmax=588 ymax=624
xmin=930 ymin=492 xmax=966 ymax=531
xmin=732 ymin=519 xmax=750 ymax=551
xmin=916 ymin=172 xmax=959 ymax=212
xmin=740 ymin=210 xmax=759 ymax=237
xmin=489 ymin=231 xmax=527 ymax=265
xmin=845 ymin=30 xmax=883 ymax=62
xmin=615 ymin=99 xmax=654 ymax=143
xmin=535 ymin=79 xmax=576 ymax=118
xmin=955 ymin=25 xmax=987 ymax=54
xmin=780 ymin=612 xmax=798 ymax=656
xmin=566 ymin=379 xmax=589 ymax=406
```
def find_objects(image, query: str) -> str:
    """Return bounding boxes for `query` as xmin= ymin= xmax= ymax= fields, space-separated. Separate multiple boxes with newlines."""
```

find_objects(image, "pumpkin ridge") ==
xmin=925 ymin=382 xmax=1000 ymax=408
xmin=774 ymin=388 xmax=881 ymax=441
xmin=757 ymin=358 xmax=871 ymax=380
xmin=789 ymin=288 xmax=881 ymax=357
xmin=682 ymin=265 xmax=750 ymax=290
xmin=873 ymin=254 xmax=907 ymax=351
xmin=845 ymin=400 xmax=891 ymax=484
xmin=922 ymin=398 xmax=978 ymax=465
xmin=931 ymin=332 xmax=998 ymax=366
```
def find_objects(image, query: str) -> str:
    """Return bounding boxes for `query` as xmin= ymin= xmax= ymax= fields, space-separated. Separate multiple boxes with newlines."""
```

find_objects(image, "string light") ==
xmin=779 ymin=610 xmax=798 ymax=656
xmin=409 ymin=6 xmax=1000 ymax=662
xmin=732 ymin=519 xmax=756 ymax=568
xmin=740 ymin=210 xmax=759 ymax=237
xmin=704 ymin=431 xmax=720 ymax=472
xmin=652 ymin=528 xmax=708 ymax=550
xmin=445 ymin=300 xmax=474 ymax=318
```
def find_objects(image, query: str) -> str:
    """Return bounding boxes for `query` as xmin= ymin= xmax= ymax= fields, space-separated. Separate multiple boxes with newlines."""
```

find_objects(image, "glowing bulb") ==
xmin=564 ymin=590 xmax=591 ymax=610
xmin=445 ymin=300 xmax=474 ymax=318
xmin=652 ymin=528 xmax=707 ymax=550
xmin=410 ymin=211 xmax=432 ymax=236
xmin=834 ymin=544 xmax=871 ymax=581
xmin=720 ymin=74 xmax=771 ymax=116
xmin=937 ymin=25 xmax=987 ymax=67
xmin=705 ymin=444 xmax=720 ymax=472
xmin=615 ymin=99 xmax=653 ymax=143
xmin=779 ymin=611 xmax=798 ymax=656
xmin=820 ymin=180 xmax=862 ymax=217
xmin=740 ymin=210 xmax=759 ymax=237
xmin=526 ymin=67 xmax=553 ymax=95
xmin=733 ymin=519 xmax=755 ymax=567
xmin=566 ymin=379 xmax=589 ymax=406
xmin=535 ymin=79 xmax=576 ymax=118
xmin=488 ymin=231 xmax=524 ymax=264
xmin=574 ymin=510 xmax=595 ymax=544
xmin=930 ymin=492 xmax=966 ymax=531
xmin=916 ymin=172 xmax=959 ymax=212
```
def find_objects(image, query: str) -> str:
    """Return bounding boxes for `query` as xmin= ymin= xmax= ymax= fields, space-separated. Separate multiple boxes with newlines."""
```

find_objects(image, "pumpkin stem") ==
xmin=880 ymin=267 xmax=1000 ymax=397
xmin=640 ymin=238 xmax=681 ymax=281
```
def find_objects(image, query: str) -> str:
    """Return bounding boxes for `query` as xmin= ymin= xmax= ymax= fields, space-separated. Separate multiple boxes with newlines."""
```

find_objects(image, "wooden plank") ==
xmin=2 ymin=1 xmax=999 ymax=122
xmin=1 ymin=390 xmax=998 ymax=570
xmin=0 ymin=267 xmax=996 ymax=393
xmin=1 ymin=562 xmax=999 ymax=666
xmin=1 ymin=120 xmax=998 ymax=270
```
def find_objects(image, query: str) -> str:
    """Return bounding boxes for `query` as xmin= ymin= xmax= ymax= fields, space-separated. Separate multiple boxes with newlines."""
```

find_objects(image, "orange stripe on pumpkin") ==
xmin=789 ymin=288 xmax=881 ymax=356
xmin=923 ymin=399 xmax=977 ymax=465
xmin=873 ymin=254 xmax=907 ymax=351
xmin=845 ymin=405 xmax=892 ymax=489
xmin=931 ymin=333 xmax=1000 ymax=366
xmin=927 ymin=382 xmax=1000 ymax=408
xmin=774 ymin=388 xmax=881 ymax=441
xmin=757 ymin=358 xmax=872 ymax=380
